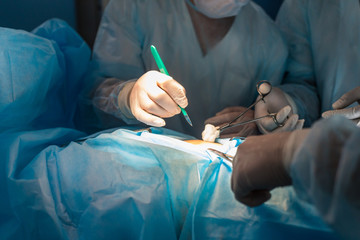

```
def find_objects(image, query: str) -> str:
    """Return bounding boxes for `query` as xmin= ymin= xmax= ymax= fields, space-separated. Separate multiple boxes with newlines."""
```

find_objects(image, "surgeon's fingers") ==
xmin=276 ymin=106 xmax=292 ymax=124
xmin=147 ymin=85 xmax=181 ymax=116
xmin=130 ymin=92 xmax=167 ymax=127
xmin=133 ymin=106 xmax=166 ymax=127
xmin=140 ymin=95 xmax=175 ymax=118
xmin=332 ymin=86 xmax=360 ymax=109
xmin=257 ymin=106 xmax=291 ymax=132
xmin=231 ymin=167 xmax=271 ymax=207
xmin=234 ymin=190 xmax=272 ymax=207
xmin=294 ymin=119 xmax=305 ymax=130
xmin=322 ymin=105 xmax=360 ymax=120
xmin=157 ymin=73 xmax=188 ymax=108
xmin=131 ymin=83 xmax=174 ymax=118
xmin=272 ymin=114 xmax=299 ymax=133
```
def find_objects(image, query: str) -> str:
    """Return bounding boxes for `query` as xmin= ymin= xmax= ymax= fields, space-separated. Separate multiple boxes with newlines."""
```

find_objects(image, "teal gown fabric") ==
xmin=0 ymin=19 xmax=90 ymax=133
xmin=0 ymin=16 xmax=339 ymax=240
xmin=82 ymin=0 xmax=288 ymax=138
xmin=277 ymin=0 xmax=360 ymax=126
xmin=291 ymin=116 xmax=360 ymax=240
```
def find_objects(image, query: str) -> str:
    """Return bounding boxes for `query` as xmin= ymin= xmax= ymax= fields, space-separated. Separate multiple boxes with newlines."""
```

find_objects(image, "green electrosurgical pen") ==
xmin=150 ymin=45 xmax=193 ymax=127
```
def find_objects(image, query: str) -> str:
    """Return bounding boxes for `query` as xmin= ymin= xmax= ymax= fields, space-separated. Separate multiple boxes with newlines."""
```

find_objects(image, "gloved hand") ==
xmin=322 ymin=86 xmax=360 ymax=126
xmin=231 ymin=129 xmax=310 ymax=207
xmin=129 ymin=70 xmax=188 ymax=127
xmin=204 ymin=106 xmax=260 ymax=138
xmin=254 ymin=87 xmax=304 ymax=134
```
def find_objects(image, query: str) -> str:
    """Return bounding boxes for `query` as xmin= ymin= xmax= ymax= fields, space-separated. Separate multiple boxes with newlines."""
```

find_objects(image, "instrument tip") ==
xmin=185 ymin=115 xmax=193 ymax=127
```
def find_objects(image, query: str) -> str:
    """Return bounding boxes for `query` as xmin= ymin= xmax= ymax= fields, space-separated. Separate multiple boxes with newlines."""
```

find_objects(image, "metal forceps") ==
xmin=207 ymin=148 xmax=234 ymax=162
xmin=218 ymin=80 xmax=283 ymax=133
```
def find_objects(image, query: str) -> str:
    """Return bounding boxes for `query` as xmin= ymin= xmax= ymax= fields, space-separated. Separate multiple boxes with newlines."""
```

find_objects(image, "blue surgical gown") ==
xmin=82 ymin=0 xmax=288 ymax=138
xmin=276 ymin=0 xmax=360 ymax=126
xmin=291 ymin=116 xmax=360 ymax=240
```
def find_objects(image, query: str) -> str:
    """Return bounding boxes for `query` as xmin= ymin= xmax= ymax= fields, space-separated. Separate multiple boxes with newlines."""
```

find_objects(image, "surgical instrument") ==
xmin=150 ymin=45 xmax=193 ymax=127
xmin=218 ymin=80 xmax=282 ymax=133
xmin=207 ymin=148 xmax=233 ymax=162
xmin=222 ymin=113 xmax=283 ymax=130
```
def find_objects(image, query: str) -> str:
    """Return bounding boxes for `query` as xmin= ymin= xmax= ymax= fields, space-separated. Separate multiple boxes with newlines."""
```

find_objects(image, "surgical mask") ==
xmin=186 ymin=0 xmax=250 ymax=19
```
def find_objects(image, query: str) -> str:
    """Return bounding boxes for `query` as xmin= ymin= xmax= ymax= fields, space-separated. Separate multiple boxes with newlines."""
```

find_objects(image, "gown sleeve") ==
xmin=78 ymin=0 xmax=145 ymax=132
xmin=290 ymin=116 xmax=360 ymax=240
xmin=275 ymin=0 xmax=320 ymax=127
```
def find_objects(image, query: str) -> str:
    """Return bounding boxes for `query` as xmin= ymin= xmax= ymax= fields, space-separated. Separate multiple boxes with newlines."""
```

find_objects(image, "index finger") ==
xmin=257 ymin=106 xmax=291 ymax=132
xmin=322 ymin=105 xmax=360 ymax=120
xmin=333 ymin=87 xmax=360 ymax=109
xmin=157 ymin=75 xmax=188 ymax=108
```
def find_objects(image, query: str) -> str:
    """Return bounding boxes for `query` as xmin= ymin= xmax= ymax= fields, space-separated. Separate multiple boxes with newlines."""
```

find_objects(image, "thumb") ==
xmin=256 ymin=106 xmax=292 ymax=133
xmin=332 ymin=87 xmax=360 ymax=109
xmin=294 ymin=119 xmax=305 ymax=130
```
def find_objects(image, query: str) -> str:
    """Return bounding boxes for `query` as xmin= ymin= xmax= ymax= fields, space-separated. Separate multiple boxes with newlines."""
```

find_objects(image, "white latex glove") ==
xmin=129 ymin=70 xmax=188 ymax=127
xmin=254 ymin=87 xmax=304 ymax=134
xmin=322 ymin=87 xmax=360 ymax=126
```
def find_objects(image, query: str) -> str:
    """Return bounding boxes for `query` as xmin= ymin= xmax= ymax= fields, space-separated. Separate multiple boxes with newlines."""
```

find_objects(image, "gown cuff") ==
xmin=117 ymin=80 xmax=137 ymax=120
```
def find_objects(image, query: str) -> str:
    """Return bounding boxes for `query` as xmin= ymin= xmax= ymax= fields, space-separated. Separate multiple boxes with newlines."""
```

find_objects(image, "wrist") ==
xmin=282 ymin=129 xmax=310 ymax=173
xmin=117 ymin=81 xmax=137 ymax=119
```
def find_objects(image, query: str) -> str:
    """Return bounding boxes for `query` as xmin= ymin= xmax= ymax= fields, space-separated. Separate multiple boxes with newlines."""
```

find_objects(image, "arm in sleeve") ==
xmin=80 ymin=0 xmax=145 ymax=130
xmin=276 ymin=0 xmax=320 ymax=127
xmin=290 ymin=116 xmax=360 ymax=240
